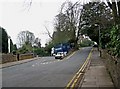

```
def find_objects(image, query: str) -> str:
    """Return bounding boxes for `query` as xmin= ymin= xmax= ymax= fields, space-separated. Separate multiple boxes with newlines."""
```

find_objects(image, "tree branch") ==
xmin=106 ymin=0 xmax=112 ymax=9
xmin=44 ymin=26 xmax=53 ymax=40
xmin=117 ymin=1 xmax=120 ymax=17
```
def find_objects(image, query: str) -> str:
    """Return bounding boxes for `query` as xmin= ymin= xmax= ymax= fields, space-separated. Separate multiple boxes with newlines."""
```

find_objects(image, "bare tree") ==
xmin=58 ymin=1 xmax=83 ymax=49
xmin=23 ymin=0 xmax=32 ymax=11
xmin=34 ymin=37 xmax=41 ymax=48
xmin=106 ymin=0 xmax=120 ymax=24
xmin=17 ymin=30 xmax=35 ymax=47
xmin=44 ymin=25 xmax=53 ymax=40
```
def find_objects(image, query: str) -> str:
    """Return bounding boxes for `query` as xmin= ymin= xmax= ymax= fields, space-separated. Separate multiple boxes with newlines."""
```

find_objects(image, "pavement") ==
xmin=80 ymin=48 xmax=115 ymax=89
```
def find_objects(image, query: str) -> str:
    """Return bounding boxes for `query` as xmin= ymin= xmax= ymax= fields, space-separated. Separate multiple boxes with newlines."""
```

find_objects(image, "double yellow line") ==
xmin=65 ymin=48 xmax=93 ymax=89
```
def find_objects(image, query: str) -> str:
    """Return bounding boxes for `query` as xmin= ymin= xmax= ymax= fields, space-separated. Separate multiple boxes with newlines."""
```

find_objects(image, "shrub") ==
xmin=106 ymin=25 xmax=120 ymax=57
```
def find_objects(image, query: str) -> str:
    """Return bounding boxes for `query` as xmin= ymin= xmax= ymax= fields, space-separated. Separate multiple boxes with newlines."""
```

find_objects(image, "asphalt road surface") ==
xmin=2 ymin=47 xmax=92 ymax=87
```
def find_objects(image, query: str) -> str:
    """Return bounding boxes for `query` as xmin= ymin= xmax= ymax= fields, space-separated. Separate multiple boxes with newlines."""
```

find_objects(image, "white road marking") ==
xmin=32 ymin=65 xmax=35 ymax=67
xmin=32 ymin=59 xmax=62 ymax=66
xmin=46 ymin=62 xmax=49 ymax=64
xmin=39 ymin=60 xmax=61 ymax=65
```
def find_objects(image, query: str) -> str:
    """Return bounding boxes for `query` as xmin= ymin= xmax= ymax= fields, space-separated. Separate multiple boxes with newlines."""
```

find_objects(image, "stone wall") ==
xmin=101 ymin=49 xmax=120 ymax=89
xmin=19 ymin=54 xmax=34 ymax=60
xmin=1 ymin=53 xmax=34 ymax=64
xmin=2 ymin=54 xmax=17 ymax=64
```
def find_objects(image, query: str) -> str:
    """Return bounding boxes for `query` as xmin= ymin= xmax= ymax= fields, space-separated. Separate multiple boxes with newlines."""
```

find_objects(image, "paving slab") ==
xmin=81 ymin=48 xmax=115 ymax=89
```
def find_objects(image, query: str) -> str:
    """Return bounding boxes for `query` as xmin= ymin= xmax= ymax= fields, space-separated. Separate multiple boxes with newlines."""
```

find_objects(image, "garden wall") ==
xmin=1 ymin=53 xmax=34 ymax=64
xmin=101 ymin=49 xmax=120 ymax=89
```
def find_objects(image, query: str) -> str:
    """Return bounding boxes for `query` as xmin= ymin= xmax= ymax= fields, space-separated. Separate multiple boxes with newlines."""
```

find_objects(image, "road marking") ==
xmin=65 ymin=48 xmax=93 ymax=89
xmin=70 ymin=73 xmax=83 ymax=88
xmin=39 ymin=60 xmax=62 ymax=65
xmin=32 ymin=64 xmax=35 ymax=67
xmin=32 ymin=51 xmax=77 ymax=66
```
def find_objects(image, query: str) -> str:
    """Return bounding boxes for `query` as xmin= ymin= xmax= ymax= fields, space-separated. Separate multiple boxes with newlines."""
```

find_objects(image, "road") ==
xmin=2 ymin=47 xmax=92 ymax=87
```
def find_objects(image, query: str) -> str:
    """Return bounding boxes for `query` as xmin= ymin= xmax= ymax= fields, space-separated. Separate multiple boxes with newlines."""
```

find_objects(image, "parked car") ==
xmin=55 ymin=52 xmax=65 ymax=59
xmin=52 ymin=43 xmax=71 ymax=59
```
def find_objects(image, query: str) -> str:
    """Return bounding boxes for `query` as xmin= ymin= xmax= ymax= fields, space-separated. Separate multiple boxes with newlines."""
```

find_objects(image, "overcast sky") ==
xmin=1 ymin=0 xmax=85 ymax=47
xmin=2 ymin=0 xmax=109 ymax=47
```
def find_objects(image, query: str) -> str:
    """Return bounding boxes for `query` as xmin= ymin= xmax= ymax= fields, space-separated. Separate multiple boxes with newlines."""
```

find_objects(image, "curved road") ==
xmin=2 ymin=47 xmax=92 ymax=87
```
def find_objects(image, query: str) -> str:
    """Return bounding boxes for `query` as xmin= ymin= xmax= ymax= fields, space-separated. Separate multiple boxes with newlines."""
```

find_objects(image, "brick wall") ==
xmin=101 ymin=49 xmax=120 ymax=89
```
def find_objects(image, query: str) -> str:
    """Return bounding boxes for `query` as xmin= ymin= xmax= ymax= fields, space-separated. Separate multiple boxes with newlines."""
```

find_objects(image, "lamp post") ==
xmin=8 ymin=36 xmax=11 ymax=53
xmin=98 ymin=25 xmax=101 ymax=57
xmin=33 ymin=43 xmax=35 ymax=57
xmin=94 ymin=24 xmax=100 ymax=50
xmin=98 ymin=25 xmax=100 ymax=51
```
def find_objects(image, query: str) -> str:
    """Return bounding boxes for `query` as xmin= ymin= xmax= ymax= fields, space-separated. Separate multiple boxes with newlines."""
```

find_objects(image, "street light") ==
xmin=8 ymin=36 xmax=11 ymax=53
xmin=98 ymin=25 xmax=100 ymax=50
xmin=32 ymin=43 xmax=36 ymax=57
xmin=94 ymin=24 xmax=100 ymax=51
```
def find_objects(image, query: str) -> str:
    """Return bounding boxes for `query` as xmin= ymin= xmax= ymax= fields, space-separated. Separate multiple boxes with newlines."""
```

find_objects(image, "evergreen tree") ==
xmin=0 ymin=27 xmax=8 ymax=53
xmin=10 ymin=39 xmax=14 ymax=53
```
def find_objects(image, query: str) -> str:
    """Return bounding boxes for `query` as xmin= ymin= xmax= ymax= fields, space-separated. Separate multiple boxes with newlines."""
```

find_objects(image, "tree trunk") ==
xmin=107 ymin=0 xmax=120 ymax=24
xmin=117 ymin=1 xmax=120 ymax=23
xmin=117 ymin=1 xmax=120 ymax=16
xmin=112 ymin=1 xmax=118 ymax=24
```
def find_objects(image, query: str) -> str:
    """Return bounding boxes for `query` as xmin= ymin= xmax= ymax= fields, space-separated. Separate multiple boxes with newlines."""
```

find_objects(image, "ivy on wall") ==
xmin=106 ymin=25 xmax=120 ymax=57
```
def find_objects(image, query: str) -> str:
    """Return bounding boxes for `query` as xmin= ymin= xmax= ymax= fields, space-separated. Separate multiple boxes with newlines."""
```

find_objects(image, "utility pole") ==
xmin=98 ymin=25 xmax=101 ymax=57
xmin=8 ymin=36 xmax=11 ymax=53
xmin=94 ymin=24 xmax=100 ymax=50
xmin=32 ymin=43 xmax=35 ymax=57
xmin=99 ymin=25 xmax=100 ymax=50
